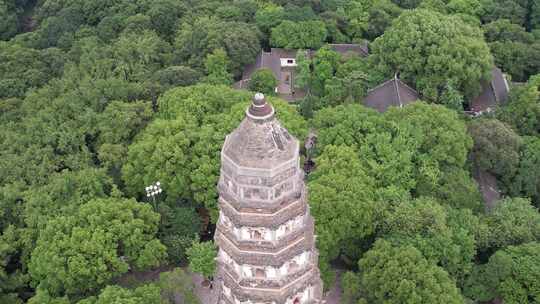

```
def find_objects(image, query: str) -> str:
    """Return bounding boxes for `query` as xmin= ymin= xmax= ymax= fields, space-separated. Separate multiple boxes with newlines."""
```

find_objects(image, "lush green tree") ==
xmin=113 ymin=30 xmax=171 ymax=82
xmin=468 ymin=119 xmax=522 ymax=183
xmin=467 ymin=242 xmax=540 ymax=303
xmin=483 ymin=19 xmax=534 ymax=44
xmin=96 ymin=100 xmax=153 ymax=182
xmin=0 ymin=42 xmax=65 ymax=98
xmin=0 ymin=0 xmax=19 ymax=40
xmin=359 ymin=239 xmax=465 ymax=304
xmin=365 ymin=0 xmax=403 ymax=40
xmin=159 ymin=268 xmax=200 ymax=304
xmin=308 ymin=145 xmax=380 ymax=263
xmin=28 ymin=197 xmax=167 ymax=298
xmin=480 ymin=0 xmax=529 ymax=27
xmin=186 ymin=241 xmax=216 ymax=280
xmin=254 ymin=4 xmax=285 ymax=36
xmin=270 ymin=20 xmax=327 ymax=49
xmin=158 ymin=205 xmax=201 ymax=264
xmin=479 ymin=197 xmax=540 ymax=252
xmin=489 ymin=41 xmax=540 ymax=82
xmin=174 ymin=17 xmax=261 ymax=75
xmin=145 ymin=0 xmax=184 ymax=38
xmin=313 ymin=104 xmax=417 ymax=195
xmin=430 ymin=167 xmax=484 ymax=212
xmin=122 ymin=117 xmax=196 ymax=204
xmin=370 ymin=9 xmax=493 ymax=102
xmin=247 ymin=68 xmax=277 ymax=95
xmin=341 ymin=271 xmax=363 ymax=304
xmin=153 ymin=66 xmax=201 ymax=90
xmin=77 ymin=284 xmax=162 ymax=304
xmin=22 ymin=168 xmax=116 ymax=263
xmin=510 ymin=137 xmax=540 ymax=207
xmin=294 ymin=49 xmax=313 ymax=91
xmin=386 ymin=103 xmax=473 ymax=195
xmin=0 ymin=225 xmax=26 ymax=304
xmin=498 ymin=75 xmax=540 ymax=136
xmin=311 ymin=45 xmax=341 ymax=96
xmin=203 ymin=49 xmax=233 ymax=86
xmin=381 ymin=197 xmax=478 ymax=285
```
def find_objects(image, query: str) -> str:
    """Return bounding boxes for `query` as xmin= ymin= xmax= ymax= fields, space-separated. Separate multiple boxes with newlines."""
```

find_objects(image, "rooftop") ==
xmin=363 ymin=74 xmax=420 ymax=112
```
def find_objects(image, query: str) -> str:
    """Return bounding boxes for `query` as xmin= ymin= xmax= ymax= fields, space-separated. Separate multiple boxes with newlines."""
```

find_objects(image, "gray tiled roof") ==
xmin=363 ymin=75 xmax=420 ymax=112
xmin=328 ymin=42 xmax=369 ymax=57
xmin=470 ymin=67 xmax=510 ymax=113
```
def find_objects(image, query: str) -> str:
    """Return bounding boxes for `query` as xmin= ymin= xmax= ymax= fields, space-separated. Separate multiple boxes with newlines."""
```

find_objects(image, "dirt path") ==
xmin=324 ymin=270 xmax=343 ymax=304
xmin=192 ymin=273 xmax=218 ymax=303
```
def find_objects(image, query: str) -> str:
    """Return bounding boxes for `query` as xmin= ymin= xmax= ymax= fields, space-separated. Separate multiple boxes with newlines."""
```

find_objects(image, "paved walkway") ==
xmin=323 ymin=270 xmax=343 ymax=304
xmin=192 ymin=273 xmax=218 ymax=303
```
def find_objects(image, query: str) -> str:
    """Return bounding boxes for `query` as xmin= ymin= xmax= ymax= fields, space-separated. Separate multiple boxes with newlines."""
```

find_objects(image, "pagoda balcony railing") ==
xmin=215 ymin=230 xmax=314 ymax=266
xmin=218 ymin=266 xmax=321 ymax=302
xmin=218 ymin=260 xmax=315 ymax=289
xmin=216 ymin=217 xmax=314 ymax=252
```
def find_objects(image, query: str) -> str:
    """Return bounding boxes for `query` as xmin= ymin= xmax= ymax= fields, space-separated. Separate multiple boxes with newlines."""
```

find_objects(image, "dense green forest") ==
xmin=0 ymin=0 xmax=539 ymax=303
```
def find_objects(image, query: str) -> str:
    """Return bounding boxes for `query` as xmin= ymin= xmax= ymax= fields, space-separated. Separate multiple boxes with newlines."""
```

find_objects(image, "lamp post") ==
xmin=145 ymin=181 xmax=162 ymax=211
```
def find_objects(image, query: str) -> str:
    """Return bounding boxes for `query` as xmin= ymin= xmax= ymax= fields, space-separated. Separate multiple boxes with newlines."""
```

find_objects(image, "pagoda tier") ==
xmin=215 ymin=93 xmax=323 ymax=304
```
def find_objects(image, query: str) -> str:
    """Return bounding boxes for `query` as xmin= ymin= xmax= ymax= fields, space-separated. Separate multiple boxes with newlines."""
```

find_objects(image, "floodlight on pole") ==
xmin=144 ymin=181 xmax=162 ymax=211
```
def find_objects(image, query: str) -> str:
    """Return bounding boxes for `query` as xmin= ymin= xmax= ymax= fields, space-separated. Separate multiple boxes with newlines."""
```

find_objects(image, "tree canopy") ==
xmin=28 ymin=197 xmax=166 ymax=300
xmin=370 ymin=9 xmax=493 ymax=103
xmin=358 ymin=239 xmax=465 ymax=304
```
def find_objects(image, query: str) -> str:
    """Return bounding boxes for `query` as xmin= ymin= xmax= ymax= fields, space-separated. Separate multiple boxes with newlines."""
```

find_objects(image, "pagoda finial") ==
xmin=247 ymin=92 xmax=274 ymax=119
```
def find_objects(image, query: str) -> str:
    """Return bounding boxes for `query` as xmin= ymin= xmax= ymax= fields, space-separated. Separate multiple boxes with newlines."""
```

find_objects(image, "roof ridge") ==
xmin=367 ymin=78 xmax=396 ymax=93
xmin=395 ymin=78 xmax=418 ymax=95
xmin=393 ymin=74 xmax=402 ymax=107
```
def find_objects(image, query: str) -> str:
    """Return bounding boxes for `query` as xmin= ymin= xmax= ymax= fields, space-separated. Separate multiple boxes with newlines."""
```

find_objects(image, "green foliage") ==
xmin=204 ymin=48 xmax=233 ymax=86
xmin=174 ymin=17 xmax=261 ymax=75
xmin=313 ymin=102 xmax=474 ymax=203
xmin=158 ymin=206 xmax=201 ymax=264
xmin=127 ymin=84 xmax=307 ymax=221
xmin=0 ymin=0 xmax=19 ymax=40
xmin=381 ymin=197 xmax=478 ymax=286
xmin=28 ymin=197 xmax=166 ymax=299
xmin=153 ymin=66 xmax=201 ymax=90
xmin=468 ymin=119 xmax=522 ymax=182
xmin=77 ymin=284 xmax=162 ymax=304
xmin=466 ymin=242 xmax=540 ymax=303
xmin=295 ymin=49 xmax=313 ymax=91
xmin=255 ymin=4 xmax=285 ymax=36
xmin=247 ymin=68 xmax=277 ymax=95
xmin=359 ymin=239 xmax=465 ymax=304
xmin=113 ymin=30 xmax=171 ymax=82
xmin=96 ymin=101 xmax=153 ymax=183
xmin=122 ymin=117 xmax=196 ymax=204
xmin=510 ymin=137 xmax=540 ymax=207
xmin=159 ymin=268 xmax=200 ymax=304
xmin=479 ymin=197 xmax=540 ymax=251
xmin=480 ymin=242 xmax=540 ymax=303
xmin=270 ymin=20 xmax=327 ymax=49
xmin=498 ymin=75 xmax=540 ymax=136
xmin=187 ymin=241 xmax=216 ymax=280
xmin=480 ymin=0 xmax=529 ymax=27
xmin=308 ymin=145 xmax=380 ymax=263
xmin=341 ymin=271 xmax=362 ymax=304
xmin=370 ymin=9 xmax=493 ymax=102
xmin=0 ymin=226 xmax=26 ymax=304
xmin=0 ymin=42 xmax=65 ymax=98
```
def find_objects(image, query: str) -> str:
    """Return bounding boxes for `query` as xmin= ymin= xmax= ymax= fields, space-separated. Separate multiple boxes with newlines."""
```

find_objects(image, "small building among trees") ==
xmin=362 ymin=74 xmax=420 ymax=112
xmin=235 ymin=43 xmax=369 ymax=100
xmin=468 ymin=67 xmax=510 ymax=115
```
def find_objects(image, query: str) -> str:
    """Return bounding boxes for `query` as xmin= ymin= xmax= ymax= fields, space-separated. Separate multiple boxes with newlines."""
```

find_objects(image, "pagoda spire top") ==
xmin=247 ymin=92 xmax=274 ymax=119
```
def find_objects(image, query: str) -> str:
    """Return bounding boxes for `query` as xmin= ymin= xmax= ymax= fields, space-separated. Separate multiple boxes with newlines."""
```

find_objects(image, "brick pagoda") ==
xmin=214 ymin=93 xmax=323 ymax=303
